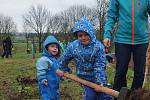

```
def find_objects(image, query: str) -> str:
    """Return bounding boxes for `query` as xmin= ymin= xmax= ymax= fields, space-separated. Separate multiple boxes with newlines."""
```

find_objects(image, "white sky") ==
xmin=0 ymin=0 xmax=97 ymax=32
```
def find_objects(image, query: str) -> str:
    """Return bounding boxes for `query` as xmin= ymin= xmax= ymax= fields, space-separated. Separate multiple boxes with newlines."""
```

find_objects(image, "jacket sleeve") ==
xmin=59 ymin=43 xmax=73 ymax=73
xmin=93 ymin=45 xmax=107 ymax=85
xmin=104 ymin=0 xmax=119 ymax=39
xmin=36 ymin=57 xmax=52 ymax=82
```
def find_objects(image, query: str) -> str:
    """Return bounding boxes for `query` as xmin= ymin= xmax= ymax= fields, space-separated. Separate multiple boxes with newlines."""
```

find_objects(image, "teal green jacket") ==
xmin=104 ymin=0 xmax=150 ymax=45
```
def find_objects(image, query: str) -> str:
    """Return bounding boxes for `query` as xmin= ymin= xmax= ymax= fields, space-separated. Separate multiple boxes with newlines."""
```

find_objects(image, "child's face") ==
xmin=47 ymin=44 xmax=58 ymax=56
xmin=77 ymin=32 xmax=90 ymax=45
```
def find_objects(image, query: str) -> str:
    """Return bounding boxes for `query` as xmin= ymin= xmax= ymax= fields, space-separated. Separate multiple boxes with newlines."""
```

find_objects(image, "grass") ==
xmin=0 ymin=43 xmax=149 ymax=99
xmin=0 ymin=43 xmax=80 ymax=99
xmin=0 ymin=51 xmax=83 ymax=99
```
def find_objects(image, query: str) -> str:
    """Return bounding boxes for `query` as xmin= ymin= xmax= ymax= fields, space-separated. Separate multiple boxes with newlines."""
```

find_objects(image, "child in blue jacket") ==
xmin=57 ymin=17 xmax=112 ymax=100
xmin=36 ymin=35 xmax=61 ymax=100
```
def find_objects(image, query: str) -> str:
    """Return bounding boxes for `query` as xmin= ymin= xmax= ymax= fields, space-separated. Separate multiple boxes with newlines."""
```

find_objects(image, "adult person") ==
xmin=1 ymin=37 xmax=13 ymax=58
xmin=103 ymin=0 xmax=150 ymax=92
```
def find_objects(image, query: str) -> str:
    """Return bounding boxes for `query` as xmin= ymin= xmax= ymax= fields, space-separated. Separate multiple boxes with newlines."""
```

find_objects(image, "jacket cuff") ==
xmin=103 ymin=31 xmax=112 ymax=39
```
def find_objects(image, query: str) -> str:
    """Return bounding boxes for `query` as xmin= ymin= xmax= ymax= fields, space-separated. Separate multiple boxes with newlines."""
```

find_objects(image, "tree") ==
xmin=47 ymin=5 xmax=99 ymax=42
xmin=23 ymin=21 xmax=32 ymax=53
xmin=97 ymin=0 xmax=109 ymax=40
xmin=23 ymin=5 xmax=50 ymax=52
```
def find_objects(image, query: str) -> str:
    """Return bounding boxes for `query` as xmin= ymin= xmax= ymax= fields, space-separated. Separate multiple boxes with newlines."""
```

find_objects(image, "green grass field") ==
xmin=0 ymin=43 xmax=144 ymax=99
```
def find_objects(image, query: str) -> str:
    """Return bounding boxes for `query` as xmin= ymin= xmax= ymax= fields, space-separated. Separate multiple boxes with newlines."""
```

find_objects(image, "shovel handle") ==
xmin=63 ymin=73 xmax=119 ymax=97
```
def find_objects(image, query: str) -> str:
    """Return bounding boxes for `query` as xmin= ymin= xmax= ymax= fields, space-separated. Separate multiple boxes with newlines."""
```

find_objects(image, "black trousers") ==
xmin=1 ymin=48 xmax=12 ymax=58
xmin=113 ymin=43 xmax=148 ymax=91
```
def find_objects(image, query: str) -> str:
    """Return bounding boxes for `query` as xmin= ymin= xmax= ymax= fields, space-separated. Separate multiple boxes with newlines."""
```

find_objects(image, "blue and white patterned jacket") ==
xmin=60 ymin=17 xmax=108 ymax=85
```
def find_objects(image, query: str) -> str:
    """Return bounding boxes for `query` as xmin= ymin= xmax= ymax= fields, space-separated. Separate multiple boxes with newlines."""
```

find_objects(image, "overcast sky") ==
xmin=0 ymin=0 xmax=97 ymax=32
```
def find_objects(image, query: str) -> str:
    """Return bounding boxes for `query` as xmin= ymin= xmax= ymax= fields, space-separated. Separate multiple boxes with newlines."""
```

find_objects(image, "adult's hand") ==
xmin=103 ymin=38 xmax=111 ymax=47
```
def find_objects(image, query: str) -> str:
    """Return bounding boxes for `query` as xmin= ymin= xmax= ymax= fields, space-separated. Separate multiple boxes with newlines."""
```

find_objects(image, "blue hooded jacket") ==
xmin=60 ymin=17 xmax=108 ymax=85
xmin=36 ymin=35 xmax=61 ymax=100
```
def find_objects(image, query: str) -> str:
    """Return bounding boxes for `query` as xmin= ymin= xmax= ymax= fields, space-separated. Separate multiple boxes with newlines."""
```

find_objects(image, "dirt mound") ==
xmin=130 ymin=88 xmax=150 ymax=100
xmin=16 ymin=75 xmax=37 ymax=85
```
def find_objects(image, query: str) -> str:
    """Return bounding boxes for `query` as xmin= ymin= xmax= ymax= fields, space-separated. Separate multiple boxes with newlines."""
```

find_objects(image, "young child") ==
xmin=57 ymin=17 xmax=112 ymax=100
xmin=36 ymin=35 xmax=61 ymax=100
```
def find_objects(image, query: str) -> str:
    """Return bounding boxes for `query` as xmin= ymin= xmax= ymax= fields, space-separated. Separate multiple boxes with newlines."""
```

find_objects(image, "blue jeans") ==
xmin=81 ymin=85 xmax=112 ymax=100
xmin=113 ymin=43 xmax=148 ymax=91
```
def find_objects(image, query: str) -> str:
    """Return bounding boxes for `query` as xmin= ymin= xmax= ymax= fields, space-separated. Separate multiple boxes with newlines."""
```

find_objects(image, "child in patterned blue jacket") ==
xmin=57 ymin=17 xmax=112 ymax=100
xmin=36 ymin=35 xmax=61 ymax=100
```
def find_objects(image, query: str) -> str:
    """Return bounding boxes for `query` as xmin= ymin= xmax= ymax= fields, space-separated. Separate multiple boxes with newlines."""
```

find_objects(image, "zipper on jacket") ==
xmin=132 ymin=0 xmax=135 ymax=45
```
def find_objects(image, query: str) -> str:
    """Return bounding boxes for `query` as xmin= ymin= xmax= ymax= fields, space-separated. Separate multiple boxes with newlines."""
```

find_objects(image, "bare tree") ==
xmin=23 ymin=21 xmax=32 ymax=53
xmin=0 ymin=15 xmax=17 ymax=36
xmin=97 ymin=0 xmax=109 ymax=40
xmin=47 ymin=5 xmax=99 ymax=42
xmin=23 ymin=5 xmax=50 ymax=52
xmin=47 ymin=15 xmax=62 ymax=33
xmin=65 ymin=5 xmax=99 ymax=30
xmin=64 ymin=5 xmax=98 ymax=41
xmin=3 ymin=17 xmax=17 ymax=34
xmin=0 ymin=14 xmax=4 ymax=55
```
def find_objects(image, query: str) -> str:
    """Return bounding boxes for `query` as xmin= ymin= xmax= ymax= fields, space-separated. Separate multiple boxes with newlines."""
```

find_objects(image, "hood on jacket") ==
xmin=72 ymin=17 xmax=97 ymax=43
xmin=42 ymin=35 xmax=61 ymax=57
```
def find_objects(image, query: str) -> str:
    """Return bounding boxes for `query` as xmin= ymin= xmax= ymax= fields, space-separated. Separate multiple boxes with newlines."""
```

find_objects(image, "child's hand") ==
xmin=62 ymin=76 xmax=67 ymax=80
xmin=56 ymin=69 xmax=64 ymax=76
xmin=94 ymin=84 xmax=104 ymax=92
xmin=43 ymin=80 xmax=48 ymax=86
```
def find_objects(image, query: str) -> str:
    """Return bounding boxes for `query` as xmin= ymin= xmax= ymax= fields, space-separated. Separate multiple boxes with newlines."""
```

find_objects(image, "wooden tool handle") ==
xmin=63 ymin=73 xmax=119 ymax=97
